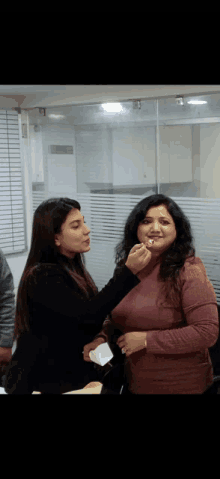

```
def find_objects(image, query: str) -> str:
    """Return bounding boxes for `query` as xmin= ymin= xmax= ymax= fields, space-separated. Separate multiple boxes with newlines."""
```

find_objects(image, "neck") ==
xmin=58 ymin=252 xmax=76 ymax=265
xmin=148 ymin=253 xmax=161 ymax=265
xmin=139 ymin=254 xmax=161 ymax=276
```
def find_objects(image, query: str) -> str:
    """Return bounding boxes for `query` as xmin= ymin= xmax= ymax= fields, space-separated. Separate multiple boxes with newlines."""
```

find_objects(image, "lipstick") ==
xmin=148 ymin=239 xmax=154 ymax=246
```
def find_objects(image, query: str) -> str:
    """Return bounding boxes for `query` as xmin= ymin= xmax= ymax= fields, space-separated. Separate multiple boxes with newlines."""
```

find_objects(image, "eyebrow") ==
xmin=69 ymin=216 xmax=84 ymax=225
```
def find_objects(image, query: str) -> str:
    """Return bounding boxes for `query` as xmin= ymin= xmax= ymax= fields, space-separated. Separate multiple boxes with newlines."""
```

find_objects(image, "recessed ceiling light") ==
xmin=48 ymin=114 xmax=66 ymax=119
xmin=187 ymin=100 xmax=207 ymax=105
xmin=101 ymin=103 xmax=123 ymax=112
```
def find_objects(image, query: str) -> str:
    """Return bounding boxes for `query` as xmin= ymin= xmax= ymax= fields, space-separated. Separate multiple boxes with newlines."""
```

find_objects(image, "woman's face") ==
xmin=55 ymin=209 xmax=91 ymax=258
xmin=137 ymin=204 xmax=177 ymax=256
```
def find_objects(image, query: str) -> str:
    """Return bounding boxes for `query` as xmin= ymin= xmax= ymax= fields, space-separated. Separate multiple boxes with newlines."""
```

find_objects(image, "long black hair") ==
xmin=14 ymin=197 xmax=98 ymax=341
xmin=115 ymin=194 xmax=196 ymax=307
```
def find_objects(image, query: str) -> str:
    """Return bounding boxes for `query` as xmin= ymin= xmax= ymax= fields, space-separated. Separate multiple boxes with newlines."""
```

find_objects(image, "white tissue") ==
xmin=89 ymin=342 xmax=113 ymax=366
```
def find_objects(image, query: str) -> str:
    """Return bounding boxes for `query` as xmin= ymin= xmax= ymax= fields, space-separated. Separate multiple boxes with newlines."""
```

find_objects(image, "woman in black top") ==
xmin=4 ymin=197 xmax=153 ymax=394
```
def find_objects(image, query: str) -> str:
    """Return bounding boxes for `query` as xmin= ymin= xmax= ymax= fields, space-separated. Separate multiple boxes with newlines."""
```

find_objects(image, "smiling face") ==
xmin=137 ymin=204 xmax=177 ymax=257
xmin=54 ymin=208 xmax=91 ymax=258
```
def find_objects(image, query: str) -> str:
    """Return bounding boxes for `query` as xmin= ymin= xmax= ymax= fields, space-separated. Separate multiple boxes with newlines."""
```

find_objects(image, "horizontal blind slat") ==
xmin=32 ymin=187 xmax=46 ymax=214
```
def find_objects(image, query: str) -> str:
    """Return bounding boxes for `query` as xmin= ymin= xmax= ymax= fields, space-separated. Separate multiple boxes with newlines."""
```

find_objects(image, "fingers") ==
xmin=117 ymin=336 xmax=124 ymax=348
xmin=134 ymin=245 xmax=150 ymax=258
xmin=83 ymin=341 xmax=99 ymax=362
xmin=131 ymin=243 xmax=146 ymax=251
xmin=130 ymin=244 xmax=146 ymax=255
xmin=84 ymin=356 xmax=92 ymax=362
xmin=83 ymin=347 xmax=93 ymax=362
xmin=84 ymin=355 xmax=92 ymax=362
xmin=130 ymin=240 xmax=154 ymax=255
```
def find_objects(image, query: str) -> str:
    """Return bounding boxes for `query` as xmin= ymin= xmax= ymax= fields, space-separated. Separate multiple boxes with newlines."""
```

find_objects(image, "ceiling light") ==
xmin=187 ymin=100 xmax=207 ymax=105
xmin=48 ymin=114 xmax=66 ymax=119
xmin=101 ymin=103 xmax=123 ymax=112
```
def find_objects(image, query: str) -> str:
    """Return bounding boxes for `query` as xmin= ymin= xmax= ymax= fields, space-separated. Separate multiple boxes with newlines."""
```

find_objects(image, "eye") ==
xmin=71 ymin=218 xmax=86 ymax=229
xmin=142 ymin=219 xmax=169 ymax=225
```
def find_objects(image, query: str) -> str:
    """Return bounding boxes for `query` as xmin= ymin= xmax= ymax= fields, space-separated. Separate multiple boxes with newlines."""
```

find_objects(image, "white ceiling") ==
xmin=0 ymin=85 xmax=220 ymax=109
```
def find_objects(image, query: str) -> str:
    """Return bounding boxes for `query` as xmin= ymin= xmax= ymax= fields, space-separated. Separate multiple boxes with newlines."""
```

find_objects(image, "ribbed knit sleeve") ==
xmin=146 ymin=259 xmax=219 ymax=355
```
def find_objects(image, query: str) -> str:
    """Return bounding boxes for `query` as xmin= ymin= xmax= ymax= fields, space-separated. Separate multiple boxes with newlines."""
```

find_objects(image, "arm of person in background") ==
xmin=0 ymin=249 xmax=15 ymax=369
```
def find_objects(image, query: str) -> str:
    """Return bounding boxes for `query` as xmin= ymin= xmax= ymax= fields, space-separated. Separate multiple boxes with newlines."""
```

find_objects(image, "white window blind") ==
xmin=32 ymin=182 xmax=46 ymax=213
xmin=0 ymin=110 xmax=26 ymax=255
xmin=76 ymin=193 xmax=220 ymax=305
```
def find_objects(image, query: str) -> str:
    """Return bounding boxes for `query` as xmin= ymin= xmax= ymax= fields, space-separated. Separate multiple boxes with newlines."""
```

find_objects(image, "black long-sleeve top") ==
xmin=4 ymin=261 xmax=140 ymax=394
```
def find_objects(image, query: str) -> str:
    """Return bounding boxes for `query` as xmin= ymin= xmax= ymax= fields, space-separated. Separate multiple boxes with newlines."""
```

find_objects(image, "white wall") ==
xmin=43 ymin=123 xmax=77 ymax=199
xmin=30 ymin=124 xmax=44 ymax=183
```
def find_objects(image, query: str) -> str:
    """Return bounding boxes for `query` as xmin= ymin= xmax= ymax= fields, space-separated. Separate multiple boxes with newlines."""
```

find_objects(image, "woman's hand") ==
xmin=83 ymin=337 xmax=106 ymax=362
xmin=116 ymin=332 xmax=147 ymax=357
xmin=125 ymin=240 xmax=154 ymax=275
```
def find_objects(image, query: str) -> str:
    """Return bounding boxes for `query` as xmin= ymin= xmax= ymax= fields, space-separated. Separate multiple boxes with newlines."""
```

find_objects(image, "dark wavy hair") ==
xmin=115 ymin=194 xmax=196 ymax=307
xmin=14 ymin=197 xmax=98 ymax=342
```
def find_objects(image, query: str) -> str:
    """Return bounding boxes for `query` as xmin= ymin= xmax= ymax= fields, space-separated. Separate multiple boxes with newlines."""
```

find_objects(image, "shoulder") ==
xmin=0 ymin=248 xmax=13 ymax=280
xmin=27 ymin=263 xmax=68 ymax=284
xmin=179 ymin=256 xmax=209 ymax=283
xmin=0 ymin=247 xmax=7 ymax=268
xmin=25 ymin=263 xmax=72 ymax=299
xmin=31 ymin=263 xmax=65 ymax=273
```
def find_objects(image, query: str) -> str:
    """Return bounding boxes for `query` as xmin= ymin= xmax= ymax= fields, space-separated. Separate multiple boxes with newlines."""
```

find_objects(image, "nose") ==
xmin=83 ymin=223 xmax=91 ymax=235
xmin=150 ymin=221 xmax=161 ymax=233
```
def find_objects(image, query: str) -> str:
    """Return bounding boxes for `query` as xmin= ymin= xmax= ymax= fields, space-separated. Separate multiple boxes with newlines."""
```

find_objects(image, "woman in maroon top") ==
xmin=84 ymin=194 xmax=219 ymax=394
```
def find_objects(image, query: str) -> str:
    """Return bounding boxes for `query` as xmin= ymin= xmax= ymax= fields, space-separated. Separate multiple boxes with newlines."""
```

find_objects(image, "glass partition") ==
xmin=25 ymin=92 xmax=220 ymax=302
xmin=157 ymin=93 xmax=220 ymax=303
